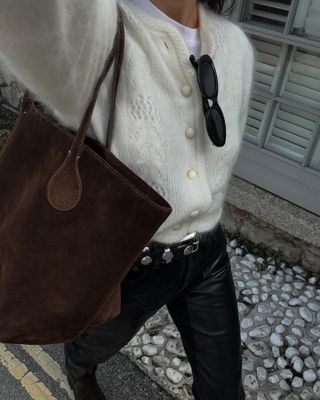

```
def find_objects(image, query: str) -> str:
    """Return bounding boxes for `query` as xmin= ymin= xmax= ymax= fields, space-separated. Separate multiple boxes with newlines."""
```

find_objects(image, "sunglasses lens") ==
xmin=206 ymin=107 xmax=226 ymax=147
xmin=199 ymin=59 xmax=216 ymax=98
xmin=191 ymin=54 xmax=226 ymax=147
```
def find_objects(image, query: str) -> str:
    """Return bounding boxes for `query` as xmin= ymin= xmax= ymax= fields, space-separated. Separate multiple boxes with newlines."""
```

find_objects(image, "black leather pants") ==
xmin=64 ymin=223 xmax=245 ymax=400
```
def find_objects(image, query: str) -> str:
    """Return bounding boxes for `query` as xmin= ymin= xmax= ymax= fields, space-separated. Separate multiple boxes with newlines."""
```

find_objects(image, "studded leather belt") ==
xmin=131 ymin=223 xmax=222 ymax=270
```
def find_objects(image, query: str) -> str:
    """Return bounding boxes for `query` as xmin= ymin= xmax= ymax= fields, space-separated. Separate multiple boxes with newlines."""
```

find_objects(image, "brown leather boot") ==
xmin=66 ymin=369 xmax=106 ymax=400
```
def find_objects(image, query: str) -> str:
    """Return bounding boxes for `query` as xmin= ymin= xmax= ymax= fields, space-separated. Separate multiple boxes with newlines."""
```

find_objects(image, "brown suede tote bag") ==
xmin=0 ymin=6 xmax=172 ymax=344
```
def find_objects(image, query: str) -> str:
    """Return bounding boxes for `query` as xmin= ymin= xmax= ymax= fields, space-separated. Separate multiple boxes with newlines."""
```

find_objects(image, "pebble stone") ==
xmin=304 ymin=356 xmax=316 ymax=369
xmin=165 ymin=368 xmax=183 ymax=384
xmin=279 ymin=379 xmax=290 ymax=391
xmin=155 ymin=367 xmax=165 ymax=378
xmin=249 ymin=325 xmax=271 ymax=338
xmin=303 ymin=369 xmax=317 ymax=383
xmin=141 ymin=333 xmax=151 ymax=345
xmin=300 ymin=307 xmax=313 ymax=323
xmin=256 ymin=367 xmax=267 ymax=381
xmin=292 ymin=376 xmax=304 ymax=388
xmin=313 ymin=381 xmax=320 ymax=396
xmin=300 ymin=389 xmax=314 ymax=400
xmin=172 ymin=357 xmax=181 ymax=367
xmin=270 ymin=332 xmax=284 ymax=347
xmin=153 ymin=355 xmax=170 ymax=368
xmin=280 ymin=369 xmax=293 ymax=379
xmin=152 ymin=335 xmax=165 ymax=345
xmin=276 ymin=356 xmax=287 ymax=369
xmin=244 ymin=374 xmax=259 ymax=390
xmin=142 ymin=344 xmax=158 ymax=356
xmin=141 ymin=356 xmax=152 ymax=366
xmin=268 ymin=374 xmax=279 ymax=384
xmin=178 ymin=362 xmax=192 ymax=375
xmin=285 ymin=346 xmax=299 ymax=359
xmin=247 ymin=341 xmax=271 ymax=358
xmin=166 ymin=339 xmax=186 ymax=357
xmin=119 ymin=237 xmax=320 ymax=399
xmin=291 ymin=355 xmax=304 ymax=373
xmin=132 ymin=347 xmax=142 ymax=358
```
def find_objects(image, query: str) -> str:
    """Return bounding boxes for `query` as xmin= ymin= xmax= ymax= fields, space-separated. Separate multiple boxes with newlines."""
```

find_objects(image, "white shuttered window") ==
xmin=230 ymin=0 xmax=320 ymax=215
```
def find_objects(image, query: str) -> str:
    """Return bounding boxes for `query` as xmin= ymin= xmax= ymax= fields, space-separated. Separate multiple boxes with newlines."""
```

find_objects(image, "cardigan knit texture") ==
xmin=0 ymin=0 xmax=256 ymax=244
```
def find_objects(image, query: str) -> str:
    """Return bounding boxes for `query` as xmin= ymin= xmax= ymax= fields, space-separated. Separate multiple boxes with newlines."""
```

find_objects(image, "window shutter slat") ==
xmin=272 ymin=127 xmax=310 ymax=148
xmin=285 ymin=82 xmax=320 ymax=107
xmin=276 ymin=120 xmax=312 ymax=141
xmin=247 ymin=116 xmax=262 ymax=129
xmin=290 ymin=72 xmax=320 ymax=92
xmin=250 ymin=9 xmax=287 ymax=23
xmin=253 ymin=0 xmax=291 ymax=11
xmin=283 ymin=50 xmax=320 ymax=110
xmin=256 ymin=71 xmax=274 ymax=86
xmin=267 ymin=135 xmax=305 ymax=162
xmin=243 ymin=97 xmax=270 ymax=144
xmin=277 ymin=109 xmax=315 ymax=131
xmin=244 ymin=0 xmax=292 ymax=32
xmin=265 ymin=103 xmax=318 ymax=163
xmin=252 ymin=36 xmax=283 ymax=93
xmin=245 ymin=125 xmax=260 ymax=143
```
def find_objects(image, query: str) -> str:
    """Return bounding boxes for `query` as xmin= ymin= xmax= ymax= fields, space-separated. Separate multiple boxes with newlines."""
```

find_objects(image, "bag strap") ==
xmin=105 ymin=5 xmax=125 ymax=150
xmin=75 ymin=5 xmax=124 ymax=151
xmin=46 ymin=6 xmax=125 ymax=211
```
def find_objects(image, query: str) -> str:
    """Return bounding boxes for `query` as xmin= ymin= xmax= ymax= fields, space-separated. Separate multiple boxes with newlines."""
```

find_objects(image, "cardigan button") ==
xmin=185 ymin=127 xmax=195 ymax=139
xmin=181 ymin=85 xmax=192 ymax=97
xmin=190 ymin=210 xmax=199 ymax=217
xmin=187 ymin=169 xmax=197 ymax=180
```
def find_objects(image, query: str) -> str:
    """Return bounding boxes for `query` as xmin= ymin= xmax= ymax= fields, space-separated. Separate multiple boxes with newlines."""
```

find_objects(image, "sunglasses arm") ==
xmin=189 ymin=54 xmax=198 ymax=70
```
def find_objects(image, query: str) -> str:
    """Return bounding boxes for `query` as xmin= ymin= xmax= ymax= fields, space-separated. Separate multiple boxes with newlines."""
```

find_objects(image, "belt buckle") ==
xmin=177 ymin=231 xmax=200 ymax=255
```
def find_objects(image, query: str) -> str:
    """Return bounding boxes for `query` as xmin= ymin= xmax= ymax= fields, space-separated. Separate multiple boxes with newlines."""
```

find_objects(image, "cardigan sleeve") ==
xmin=0 ymin=0 xmax=118 ymax=131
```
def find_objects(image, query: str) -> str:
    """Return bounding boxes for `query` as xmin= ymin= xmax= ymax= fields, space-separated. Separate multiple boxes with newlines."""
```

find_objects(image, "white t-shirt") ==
xmin=130 ymin=0 xmax=201 ymax=57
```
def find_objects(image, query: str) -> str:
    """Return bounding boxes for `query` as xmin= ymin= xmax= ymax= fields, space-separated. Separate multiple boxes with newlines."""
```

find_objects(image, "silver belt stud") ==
xmin=141 ymin=245 xmax=153 ymax=265
xmin=162 ymin=248 xmax=174 ymax=264
xmin=141 ymin=255 xmax=153 ymax=265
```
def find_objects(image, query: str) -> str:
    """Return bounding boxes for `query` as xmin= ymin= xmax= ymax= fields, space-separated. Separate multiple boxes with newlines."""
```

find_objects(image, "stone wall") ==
xmin=222 ymin=195 xmax=320 ymax=276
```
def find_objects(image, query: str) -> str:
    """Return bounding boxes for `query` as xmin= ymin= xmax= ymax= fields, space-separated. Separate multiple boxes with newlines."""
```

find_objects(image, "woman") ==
xmin=0 ymin=0 xmax=255 ymax=399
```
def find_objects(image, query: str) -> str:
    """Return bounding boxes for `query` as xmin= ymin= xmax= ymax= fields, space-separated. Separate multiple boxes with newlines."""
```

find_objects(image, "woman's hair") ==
xmin=198 ymin=0 xmax=238 ymax=15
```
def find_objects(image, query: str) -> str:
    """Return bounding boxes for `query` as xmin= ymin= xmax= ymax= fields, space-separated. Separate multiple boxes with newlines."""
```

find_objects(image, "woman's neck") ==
xmin=148 ymin=0 xmax=199 ymax=28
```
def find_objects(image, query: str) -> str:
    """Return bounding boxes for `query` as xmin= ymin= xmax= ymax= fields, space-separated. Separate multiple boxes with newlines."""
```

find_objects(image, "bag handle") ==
xmin=72 ymin=5 xmax=124 ymax=152
xmin=105 ymin=6 xmax=125 ymax=150
xmin=46 ymin=5 xmax=125 ymax=211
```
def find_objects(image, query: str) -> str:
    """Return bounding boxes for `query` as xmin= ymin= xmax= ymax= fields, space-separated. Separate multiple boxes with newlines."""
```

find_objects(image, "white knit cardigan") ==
xmin=0 ymin=0 xmax=256 ymax=244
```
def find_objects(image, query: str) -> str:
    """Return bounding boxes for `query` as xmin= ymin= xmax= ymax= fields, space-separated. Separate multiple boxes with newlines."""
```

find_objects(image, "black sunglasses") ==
xmin=189 ymin=54 xmax=226 ymax=147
